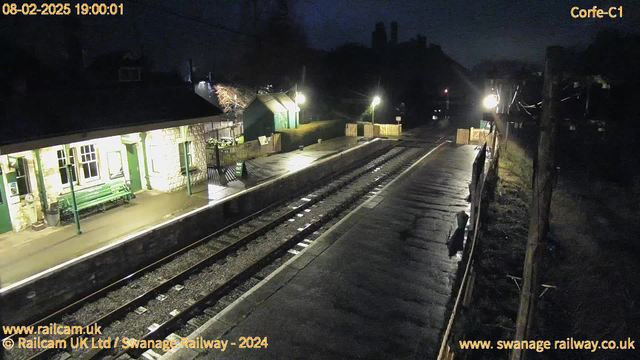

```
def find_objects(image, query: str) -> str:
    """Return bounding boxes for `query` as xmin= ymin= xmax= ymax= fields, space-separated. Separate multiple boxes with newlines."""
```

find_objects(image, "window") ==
xmin=107 ymin=151 xmax=124 ymax=179
xmin=119 ymin=67 xmax=141 ymax=82
xmin=57 ymin=148 xmax=78 ymax=186
xmin=178 ymin=142 xmax=194 ymax=173
xmin=149 ymin=145 xmax=161 ymax=173
xmin=15 ymin=157 xmax=31 ymax=195
xmin=80 ymin=144 xmax=100 ymax=180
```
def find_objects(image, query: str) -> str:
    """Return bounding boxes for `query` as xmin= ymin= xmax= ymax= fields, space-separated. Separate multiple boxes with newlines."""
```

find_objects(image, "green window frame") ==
xmin=15 ymin=157 xmax=31 ymax=195
xmin=57 ymin=148 xmax=78 ymax=186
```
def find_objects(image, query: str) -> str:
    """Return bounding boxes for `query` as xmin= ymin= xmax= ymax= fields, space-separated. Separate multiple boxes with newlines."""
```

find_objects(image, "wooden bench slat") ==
xmin=57 ymin=179 xmax=132 ymax=216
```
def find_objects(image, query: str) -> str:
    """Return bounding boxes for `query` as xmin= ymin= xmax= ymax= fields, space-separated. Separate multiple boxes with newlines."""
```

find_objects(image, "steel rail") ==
xmin=117 ymin=146 xmax=423 ymax=360
xmin=20 ymin=144 xmax=406 ymax=360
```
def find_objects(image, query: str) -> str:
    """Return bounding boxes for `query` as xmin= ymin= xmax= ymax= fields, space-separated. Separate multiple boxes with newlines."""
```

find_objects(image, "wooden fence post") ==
xmin=511 ymin=46 xmax=564 ymax=360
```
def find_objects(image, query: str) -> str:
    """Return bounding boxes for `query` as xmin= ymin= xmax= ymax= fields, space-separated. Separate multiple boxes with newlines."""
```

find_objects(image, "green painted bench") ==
xmin=57 ymin=179 xmax=133 ymax=217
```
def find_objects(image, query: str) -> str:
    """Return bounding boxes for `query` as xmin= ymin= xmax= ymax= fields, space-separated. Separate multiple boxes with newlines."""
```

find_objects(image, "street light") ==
xmin=444 ymin=88 xmax=449 ymax=111
xmin=293 ymin=83 xmax=306 ymax=127
xmin=483 ymin=94 xmax=499 ymax=109
xmin=371 ymin=96 xmax=381 ymax=124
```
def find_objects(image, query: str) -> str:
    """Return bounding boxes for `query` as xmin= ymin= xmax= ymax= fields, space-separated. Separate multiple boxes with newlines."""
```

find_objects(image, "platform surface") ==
xmin=0 ymin=136 xmax=369 ymax=288
xmin=165 ymin=143 xmax=477 ymax=360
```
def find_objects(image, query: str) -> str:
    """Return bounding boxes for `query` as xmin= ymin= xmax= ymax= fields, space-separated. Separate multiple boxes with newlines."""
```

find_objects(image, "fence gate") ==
xmin=345 ymin=123 xmax=357 ymax=137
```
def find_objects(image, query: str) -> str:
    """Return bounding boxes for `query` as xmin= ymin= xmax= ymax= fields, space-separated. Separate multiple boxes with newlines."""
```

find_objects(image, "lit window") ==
xmin=107 ymin=151 xmax=124 ymax=179
xmin=15 ymin=157 xmax=31 ymax=195
xmin=178 ymin=142 xmax=194 ymax=173
xmin=80 ymin=144 xmax=100 ymax=180
xmin=57 ymin=148 xmax=78 ymax=186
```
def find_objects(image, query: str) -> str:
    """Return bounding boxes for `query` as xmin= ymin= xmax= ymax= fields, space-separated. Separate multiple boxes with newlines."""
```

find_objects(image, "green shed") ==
xmin=243 ymin=93 xmax=299 ymax=141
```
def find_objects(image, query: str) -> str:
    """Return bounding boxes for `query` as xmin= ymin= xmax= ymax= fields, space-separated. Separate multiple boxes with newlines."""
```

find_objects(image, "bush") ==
xmin=278 ymin=120 xmax=347 ymax=152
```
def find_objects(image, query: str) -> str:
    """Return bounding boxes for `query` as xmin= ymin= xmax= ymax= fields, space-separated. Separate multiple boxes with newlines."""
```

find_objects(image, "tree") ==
xmin=231 ymin=0 xmax=308 ymax=90
xmin=214 ymin=84 xmax=254 ymax=113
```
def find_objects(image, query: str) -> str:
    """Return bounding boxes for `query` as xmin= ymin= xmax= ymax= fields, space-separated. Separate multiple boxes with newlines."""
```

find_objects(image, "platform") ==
xmin=0 ymin=136 xmax=369 ymax=288
xmin=164 ymin=143 xmax=478 ymax=360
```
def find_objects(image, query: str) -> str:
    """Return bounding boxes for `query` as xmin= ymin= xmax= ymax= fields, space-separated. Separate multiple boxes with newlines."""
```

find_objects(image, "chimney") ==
xmin=416 ymin=34 xmax=426 ymax=49
xmin=390 ymin=22 xmax=398 ymax=45
xmin=371 ymin=22 xmax=387 ymax=49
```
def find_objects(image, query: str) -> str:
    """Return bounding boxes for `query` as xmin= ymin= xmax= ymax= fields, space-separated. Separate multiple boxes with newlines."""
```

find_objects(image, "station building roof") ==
xmin=0 ymin=86 xmax=222 ymax=154
xmin=247 ymin=93 xmax=299 ymax=114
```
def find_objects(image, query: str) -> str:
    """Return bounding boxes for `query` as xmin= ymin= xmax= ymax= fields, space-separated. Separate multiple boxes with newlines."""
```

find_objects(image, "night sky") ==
xmin=300 ymin=0 xmax=638 ymax=67
xmin=2 ymin=0 xmax=638 ymax=73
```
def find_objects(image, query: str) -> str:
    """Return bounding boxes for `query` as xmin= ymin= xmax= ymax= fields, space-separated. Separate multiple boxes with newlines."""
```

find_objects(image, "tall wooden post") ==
xmin=505 ymin=121 xmax=510 ymax=151
xmin=511 ymin=46 xmax=563 ymax=360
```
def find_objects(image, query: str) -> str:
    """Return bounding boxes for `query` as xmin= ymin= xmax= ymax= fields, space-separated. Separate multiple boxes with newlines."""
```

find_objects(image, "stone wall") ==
xmin=146 ymin=124 xmax=207 ymax=192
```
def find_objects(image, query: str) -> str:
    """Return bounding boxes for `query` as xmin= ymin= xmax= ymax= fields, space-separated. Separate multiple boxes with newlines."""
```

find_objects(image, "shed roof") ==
xmin=250 ymin=93 xmax=298 ymax=114
xmin=0 ymin=86 xmax=222 ymax=152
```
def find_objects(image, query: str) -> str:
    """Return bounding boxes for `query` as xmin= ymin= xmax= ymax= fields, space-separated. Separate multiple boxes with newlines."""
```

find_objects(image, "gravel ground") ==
xmin=4 ymin=147 xmax=423 ymax=360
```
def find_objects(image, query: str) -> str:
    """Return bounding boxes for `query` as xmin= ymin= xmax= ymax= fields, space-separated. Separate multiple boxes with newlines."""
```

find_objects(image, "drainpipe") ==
xmin=181 ymin=126 xmax=192 ymax=197
xmin=64 ymin=144 xmax=81 ymax=235
xmin=140 ymin=132 xmax=152 ymax=190
xmin=34 ymin=149 xmax=48 ymax=213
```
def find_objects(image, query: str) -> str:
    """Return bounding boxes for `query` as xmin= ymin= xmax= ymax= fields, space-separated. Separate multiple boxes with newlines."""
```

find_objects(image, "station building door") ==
xmin=125 ymin=144 xmax=142 ymax=193
xmin=0 ymin=166 xmax=13 ymax=234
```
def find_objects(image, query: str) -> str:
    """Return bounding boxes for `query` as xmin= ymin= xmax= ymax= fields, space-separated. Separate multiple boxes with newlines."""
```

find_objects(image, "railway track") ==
xmin=3 ymin=141 xmax=443 ymax=360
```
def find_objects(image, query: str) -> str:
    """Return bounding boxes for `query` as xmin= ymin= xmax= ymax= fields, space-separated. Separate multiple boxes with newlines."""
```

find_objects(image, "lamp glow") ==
xmin=483 ymin=94 xmax=499 ymax=109
xmin=296 ymin=93 xmax=306 ymax=104
xmin=372 ymin=96 xmax=381 ymax=107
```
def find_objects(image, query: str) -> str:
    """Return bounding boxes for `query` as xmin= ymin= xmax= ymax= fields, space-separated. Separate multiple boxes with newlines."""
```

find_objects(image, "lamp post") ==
xmin=444 ymin=88 xmax=449 ymax=111
xmin=371 ymin=96 xmax=381 ymax=124
xmin=64 ymin=144 xmax=81 ymax=235
xmin=181 ymin=126 xmax=192 ymax=197
xmin=293 ymin=84 xmax=306 ymax=128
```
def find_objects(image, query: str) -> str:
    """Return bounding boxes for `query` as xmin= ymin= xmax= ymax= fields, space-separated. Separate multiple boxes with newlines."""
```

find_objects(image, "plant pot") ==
xmin=46 ymin=209 xmax=60 ymax=227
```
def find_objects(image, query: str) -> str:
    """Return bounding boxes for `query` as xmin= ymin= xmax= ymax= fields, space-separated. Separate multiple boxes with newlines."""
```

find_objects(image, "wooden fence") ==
xmin=456 ymin=127 xmax=498 ymax=147
xmin=456 ymin=129 xmax=470 ymax=145
xmin=438 ymin=128 xmax=501 ymax=360
xmin=345 ymin=123 xmax=357 ymax=137
xmin=378 ymin=124 xmax=402 ymax=136
xmin=470 ymin=127 xmax=492 ymax=144
xmin=363 ymin=124 xmax=402 ymax=138
xmin=364 ymin=124 xmax=380 ymax=138
xmin=206 ymin=133 xmax=281 ymax=168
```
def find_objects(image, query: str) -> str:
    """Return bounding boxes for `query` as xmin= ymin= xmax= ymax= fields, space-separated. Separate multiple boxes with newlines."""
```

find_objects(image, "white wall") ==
xmin=1 ymin=123 xmax=208 ymax=232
